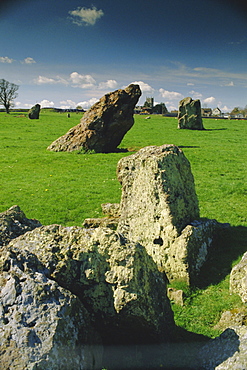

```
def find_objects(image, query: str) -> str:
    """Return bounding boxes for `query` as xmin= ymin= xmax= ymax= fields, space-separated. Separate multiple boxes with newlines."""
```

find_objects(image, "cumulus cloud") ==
xmin=131 ymin=81 xmax=155 ymax=94
xmin=59 ymin=100 xmax=77 ymax=109
xmin=98 ymin=79 xmax=118 ymax=90
xmin=33 ymin=75 xmax=68 ymax=85
xmin=189 ymin=90 xmax=203 ymax=99
xmin=203 ymin=96 xmax=216 ymax=105
xmin=159 ymin=89 xmax=183 ymax=100
xmin=0 ymin=56 xmax=14 ymax=63
xmin=40 ymin=100 xmax=54 ymax=108
xmin=70 ymin=72 xmax=96 ymax=88
xmin=225 ymin=81 xmax=234 ymax=86
xmin=187 ymin=83 xmax=194 ymax=86
xmin=69 ymin=6 xmax=104 ymax=26
xmin=77 ymin=98 xmax=99 ymax=110
xmin=22 ymin=57 xmax=36 ymax=64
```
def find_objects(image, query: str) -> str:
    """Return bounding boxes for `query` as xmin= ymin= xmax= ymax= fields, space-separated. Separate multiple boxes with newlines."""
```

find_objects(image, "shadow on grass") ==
xmin=205 ymin=128 xmax=227 ymax=131
xmin=195 ymin=225 xmax=247 ymax=289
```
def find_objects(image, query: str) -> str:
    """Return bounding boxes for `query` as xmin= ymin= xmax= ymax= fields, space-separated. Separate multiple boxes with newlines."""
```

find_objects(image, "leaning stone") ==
xmin=28 ymin=103 xmax=41 ymax=119
xmin=230 ymin=251 xmax=247 ymax=303
xmin=47 ymin=84 xmax=142 ymax=153
xmin=0 ymin=205 xmax=41 ymax=247
xmin=0 ymin=247 xmax=102 ymax=370
xmin=4 ymin=224 xmax=175 ymax=344
xmin=178 ymin=97 xmax=204 ymax=130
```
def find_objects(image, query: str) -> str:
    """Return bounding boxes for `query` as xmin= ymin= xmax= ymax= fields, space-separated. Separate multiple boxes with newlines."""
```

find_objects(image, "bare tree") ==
xmin=0 ymin=79 xmax=19 ymax=113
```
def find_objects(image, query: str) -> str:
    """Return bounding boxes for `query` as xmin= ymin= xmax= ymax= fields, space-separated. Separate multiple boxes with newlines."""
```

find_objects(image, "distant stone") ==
xmin=47 ymin=84 xmax=142 ymax=153
xmin=167 ymin=287 xmax=184 ymax=306
xmin=0 ymin=205 xmax=41 ymax=247
xmin=28 ymin=103 xmax=41 ymax=119
xmin=178 ymin=97 xmax=204 ymax=129
xmin=230 ymin=251 xmax=247 ymax=303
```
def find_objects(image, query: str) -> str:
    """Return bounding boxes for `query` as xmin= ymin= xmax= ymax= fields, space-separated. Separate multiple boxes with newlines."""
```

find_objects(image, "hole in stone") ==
xmin=153 ymin=237 xmax=163 ymax=246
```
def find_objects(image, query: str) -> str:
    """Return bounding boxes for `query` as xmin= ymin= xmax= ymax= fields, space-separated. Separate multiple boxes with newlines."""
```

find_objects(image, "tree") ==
xmin=0 ymin=79 xmax=19 ymax=113
xmin=152 ymin=103 xmax=168 ymax=115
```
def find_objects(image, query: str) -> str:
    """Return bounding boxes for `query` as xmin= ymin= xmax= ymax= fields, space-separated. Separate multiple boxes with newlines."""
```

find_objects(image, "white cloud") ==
xmin=131 ymin=81 xmax=155 ymax=94
xmin=77 ymin=98 xmax=99 ymax=110
xmin=40 ymin=100 xmax=54 ymax=108
xmin=189 ymin=90 xmax=203 ymax=99
xmin=69 ymin=6 xmax=104 ymax=26
xmin=187 ymin=83 xmax=194 ymax=86
xmin=203 ymin=96 xmax=216 ymax=105
xmin=23 ymin=57 xmax=36 ymax=64
xmin=98 ymin=79 xmax=118 ymax=90
xmin=159 ymin=88 xmax=183 ymax=100
xmin=59 ymin=100 xmax=77 ymax=109
xmin=33 ymin=75 xmax=68 ymax=85
xmin=70 ymin=72 xmax=96 ymax=88
xmin=0 ymin=56 xmax=14 ymax=63
xmin=225 ymin=81 xmax=234 ymax=86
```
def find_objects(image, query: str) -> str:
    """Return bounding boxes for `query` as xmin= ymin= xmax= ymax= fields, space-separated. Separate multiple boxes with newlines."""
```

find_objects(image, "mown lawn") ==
xmin=1 ymin=110 xmax=247 ymax=338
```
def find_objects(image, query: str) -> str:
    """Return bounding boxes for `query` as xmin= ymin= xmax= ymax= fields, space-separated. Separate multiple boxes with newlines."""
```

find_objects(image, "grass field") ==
xmin=1 ymin=110 xmax=247 ymax=338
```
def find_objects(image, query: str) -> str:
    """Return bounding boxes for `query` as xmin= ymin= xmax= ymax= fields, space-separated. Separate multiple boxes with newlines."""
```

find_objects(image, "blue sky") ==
xmin=1 ymin=0 xmax=247 ymax=111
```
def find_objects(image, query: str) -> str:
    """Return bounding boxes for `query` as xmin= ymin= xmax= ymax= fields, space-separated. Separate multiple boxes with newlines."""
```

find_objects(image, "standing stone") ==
xmin=47 ymin=84 xmax=142 ymax=153
xmin=117 ymin=144 xmax=218 ymax=283
xmin=28 ymin=103 xmax=41 ymax=119
xmin=178 ymin=97 xmax=204 ymax=129
xmin=230 ymin=251 xmax=247 ymax=303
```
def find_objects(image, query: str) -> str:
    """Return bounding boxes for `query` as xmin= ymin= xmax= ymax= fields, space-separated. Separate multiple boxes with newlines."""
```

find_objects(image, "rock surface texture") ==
xmin=28 ymin=104 xmax=41 ymax=119
xmin=47 ymin=84 xmax=141 ymax=153
xmin=230 ymin=251 xmax=247 ymax=303
xmin=117 ymin=144 xmax=218 ymax=283
xmin=178 ymin=97 xmax=204 ymax=130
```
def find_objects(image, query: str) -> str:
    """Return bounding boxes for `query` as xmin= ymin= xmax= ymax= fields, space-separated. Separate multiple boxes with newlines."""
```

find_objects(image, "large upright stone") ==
xmin=117 ymin=144 xmax=218 ymax=283
xmin=47 ymin=84 xmax=141 ymax=153
xmin=28 ymin=103 xmax=41 ymax=119
xmin=178 ymin=97 xmax=204 ymax=129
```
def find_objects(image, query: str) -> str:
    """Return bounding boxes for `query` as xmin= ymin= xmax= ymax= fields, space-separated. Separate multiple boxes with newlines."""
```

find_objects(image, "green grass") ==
xmin=1 ymin=110 xmax=247 ymax=338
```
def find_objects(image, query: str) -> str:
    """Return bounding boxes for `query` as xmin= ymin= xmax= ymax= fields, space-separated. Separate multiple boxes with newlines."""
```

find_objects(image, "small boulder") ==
xmin=47 ymin=84 xmax=142 ymax=153
xmin=178 ymin=97 xmax=204 ymax=130
xmin=28 ymin=103 xmax=41 ymax=119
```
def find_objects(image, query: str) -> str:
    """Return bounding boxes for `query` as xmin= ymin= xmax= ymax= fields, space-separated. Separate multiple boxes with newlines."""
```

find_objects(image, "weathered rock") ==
xmin=178 ymin=97 xmax=204 ymax=130
xmin=83 ymin=217 xmax=118 ymax=229
xmin=3 ymin=224 xmax=175 ymax=344
xmin=47 ymin=84 xmax=142 ymax=153
xmin=28 ymin=103 xmax=41 ymax=119
xmin=0 ymin=205 xmax=41 ymax=247
xmin=117 ymin=144 xmax=217 ymax=283
xmin=229 ymin=251 xmax=247 ymax=303
xmin=199 ymin=326 xmax=247 ymax=370
xmin=214 ymin=308 xmax=247 ymax=331
xmin=101 ymin=203 xmax=120 ymax=218
xmin=167 ymin=287 xmax=184 ymax=306
xmin=0 ymin=246 xmax=102 ymax=370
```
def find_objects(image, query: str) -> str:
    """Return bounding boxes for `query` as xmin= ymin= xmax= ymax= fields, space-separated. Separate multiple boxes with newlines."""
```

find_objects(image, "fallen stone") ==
xmin=47 ymin=84 xmax=142 ymax=153
xmin=28 ymin=103 xmax=41 ymax=119
xmin=0 ymin=246 xmax=102 ymax=370
xmin=0 ymin=205 xmax=41 ymax=247
xmin=83 ymin=217 xmax=118 ymax=229
xmin=3 ymin=224 xmax=175 ymax=344
xmin=178 ymin=97 xmax=204 ymax=130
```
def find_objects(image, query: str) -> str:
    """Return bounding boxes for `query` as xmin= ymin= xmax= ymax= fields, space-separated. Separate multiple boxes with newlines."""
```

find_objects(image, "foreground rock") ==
xmin=117 ymin=144 xmax=218 ymax=284
xmin=178 ymin=97 xmax=204 ymax=130
xmin=2 ymin=225 xmax=174 ymax=345
xmin=47 ymin=84 xmax=141 ymax=153
xmin=0 ymin=205 xmax=41 ymax=247
xmin=230 ymin=251 xmax=247 ymax=303
xmin=199 ymin=326 xmax=247 ymax=370
xmin=0 ymin=245 xmax=102 ymax=370
xmin=28 ymin=103 xmax=41 ymax=119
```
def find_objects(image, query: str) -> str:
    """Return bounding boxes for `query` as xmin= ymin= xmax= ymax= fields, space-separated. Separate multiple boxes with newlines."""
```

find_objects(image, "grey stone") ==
xmin=230 ymin=251 xmax=247 ymax=303
xmin=178 ymin=97 xmax=204 ymax=130
xmin=0 ymin=247 xmax=102 ymax=370
xmin=0 ymin=205 xmax=41 ymax=247
xmin=47 ymin=84 xmax=141 ymax=153
xmin=28 ymin=104 xmax=41 ymax=119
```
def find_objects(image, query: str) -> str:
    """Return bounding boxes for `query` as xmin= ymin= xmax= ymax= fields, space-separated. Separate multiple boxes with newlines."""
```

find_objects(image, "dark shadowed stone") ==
xmin=28 ymin=104 xmax=41 ymax=119
xmin=47 ymin=84 xmax=142 ymax=153
xmin=178 ymin=97 xmax=204 ymax=130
